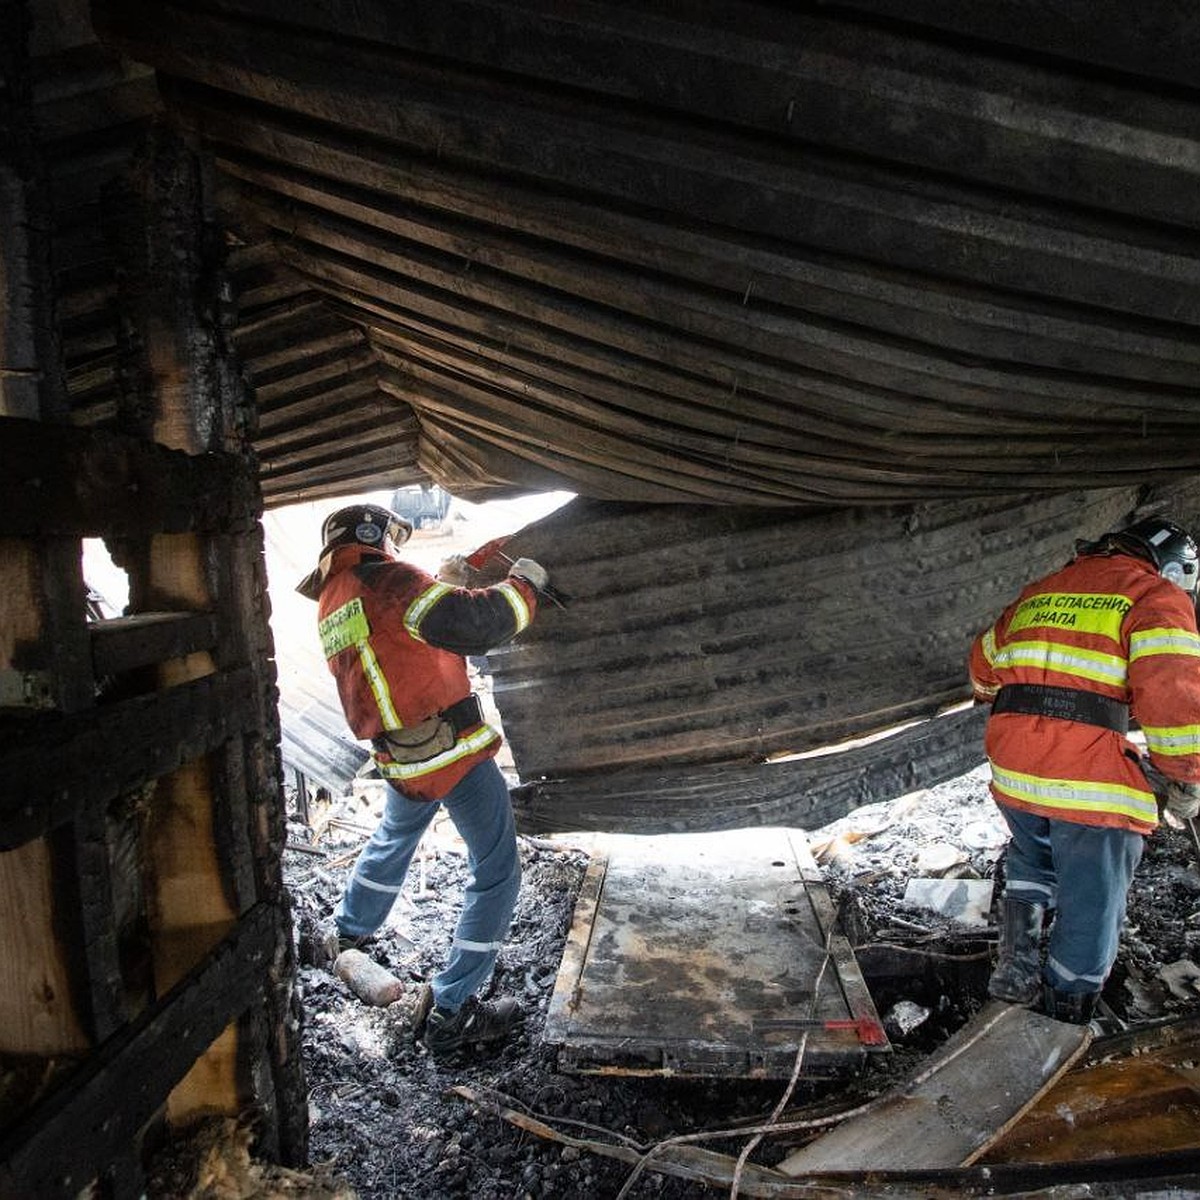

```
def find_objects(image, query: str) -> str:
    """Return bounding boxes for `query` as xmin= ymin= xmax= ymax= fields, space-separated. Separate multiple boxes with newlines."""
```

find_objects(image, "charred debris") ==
xmin=262 ymin=763 xmax=1200 ymax=1200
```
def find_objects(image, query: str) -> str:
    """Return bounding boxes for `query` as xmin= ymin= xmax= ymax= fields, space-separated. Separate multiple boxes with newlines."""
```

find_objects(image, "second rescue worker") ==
xmin=970 ymin=515 xmax=1200 ymax=1024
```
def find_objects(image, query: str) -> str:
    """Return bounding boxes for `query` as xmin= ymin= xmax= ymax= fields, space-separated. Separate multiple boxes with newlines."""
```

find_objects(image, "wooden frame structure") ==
xmin=1 ymin=41 xmax=305 ymax=1194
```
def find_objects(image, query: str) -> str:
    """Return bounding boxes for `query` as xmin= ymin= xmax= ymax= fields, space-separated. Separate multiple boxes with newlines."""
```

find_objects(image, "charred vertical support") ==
xmin=53 ymin=811 xmax=127 ymax=1044
xmin=109 ymin=124 xmax=305 ymax=1163
xmin=212 ymin=520 xmax=307 ymax=1163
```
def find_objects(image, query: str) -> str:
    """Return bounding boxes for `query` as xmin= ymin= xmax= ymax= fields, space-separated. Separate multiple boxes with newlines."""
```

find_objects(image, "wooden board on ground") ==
xmin=778 ymin=1000 xmax=1091 ymax=1174
xmin=983 ymin=1015 xmax=1200 ymax=1163
xmin=543 ymin=827 xmax=888 ymax=1078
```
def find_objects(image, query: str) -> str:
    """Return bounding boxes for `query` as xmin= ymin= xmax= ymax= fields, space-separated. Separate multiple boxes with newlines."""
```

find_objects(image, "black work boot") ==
xmin=988 ymin=898 xmax=1044 ymax=1004
xmin=1043 ymin=987 xmax=1098 ymax=1025
xmin=422 ymin=995 xmax=522 ymax=1058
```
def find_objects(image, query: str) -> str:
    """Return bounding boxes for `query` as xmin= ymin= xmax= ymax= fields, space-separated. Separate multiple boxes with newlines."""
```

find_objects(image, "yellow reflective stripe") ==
xmin=990 ymin=640 xmax=1127 ymax=686
xmin=403 ymin=582 xmax=453 ymax=643
xmin=375 ymin=724 xmax=499 ymax=780
xmin=990 ymin=763 xmax=1158 ymax=824
xmin=1006 ymin=592 xmax=1131 ymax=640
xmin=1129 ymin=627 xmax=1200 ymax=663
xmin=319 ymin=597 xmax=370 ymax=658
xmin=495 ymin=580 xmax=532 ymax=632
xmin=1140 ymin=723 xmax=1200 ymax=757
xmin=981 ymin=627 xmax=999 ymax=667
xmin=358 ymin=641 xmax=401 ymax=729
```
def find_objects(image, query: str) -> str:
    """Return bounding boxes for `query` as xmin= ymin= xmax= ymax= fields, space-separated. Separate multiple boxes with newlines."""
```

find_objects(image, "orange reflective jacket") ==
xmin=316 ymin=544 xmax=538 ymax=800
xmin=969 ymin=552 xmax=1200 ymax=834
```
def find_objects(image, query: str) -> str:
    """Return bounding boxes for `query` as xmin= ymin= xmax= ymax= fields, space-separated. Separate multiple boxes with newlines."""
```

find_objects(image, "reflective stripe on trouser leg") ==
xmin=997 ymin=805 xmax=1058 ymax=909
xmin=431 ymin=758 xmax=521 ymax=1012
xmin=1043 ymin=819 xmax=1142 ymax=994
xmin=334 ymin=784 xmax=440 ymax=938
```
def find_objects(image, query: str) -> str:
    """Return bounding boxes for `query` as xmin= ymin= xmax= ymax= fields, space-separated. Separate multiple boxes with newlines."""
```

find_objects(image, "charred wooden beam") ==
xmin=0 ymin=902 xmax=276 ymax=1200
xmin=0 ymin=667 xmax=260 ymax=851
xmin=835 ymin=0 xmax=1200 ymax=89
xmin=53 ymin=810 xmax=126 ymax=1045
xmin=0 ymin=416 xmax=258 ymax=538
xmin=179 ymin=0 xmax=1200 ymax=229
xmin=89 ymin=612 xmax=219 ymax=678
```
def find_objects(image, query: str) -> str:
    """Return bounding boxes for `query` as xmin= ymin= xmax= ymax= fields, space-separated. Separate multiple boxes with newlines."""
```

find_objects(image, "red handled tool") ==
xmin=464 ymin=535 xmax=572 ymax=609
xmin=753 ymin=1015 xmax=888 ymax=1046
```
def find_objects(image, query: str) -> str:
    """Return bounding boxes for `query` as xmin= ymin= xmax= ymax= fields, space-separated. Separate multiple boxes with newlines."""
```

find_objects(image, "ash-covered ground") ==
xmin=284 ymin=764 xmax=1200 ymax=1199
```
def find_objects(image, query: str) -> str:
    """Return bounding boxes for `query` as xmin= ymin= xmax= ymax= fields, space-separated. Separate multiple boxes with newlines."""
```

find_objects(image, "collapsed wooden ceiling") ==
xmin=56 ymin=0 xmax=1200 ymax=509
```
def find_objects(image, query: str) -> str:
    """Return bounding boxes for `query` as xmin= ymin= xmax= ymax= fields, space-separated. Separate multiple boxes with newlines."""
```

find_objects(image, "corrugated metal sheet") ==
xmin=491 ymin=481 xmax=1200 ymax=831
xmin=83 ymin=0 xmax=1200 ymax=507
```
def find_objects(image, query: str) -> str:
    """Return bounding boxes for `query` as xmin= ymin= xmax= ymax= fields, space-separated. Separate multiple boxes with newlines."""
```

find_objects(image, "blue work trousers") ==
xmin=335 ymin=757 xmax=521 ymax=1012
xmin=999 ymin=804 xmax=1143 ymax=995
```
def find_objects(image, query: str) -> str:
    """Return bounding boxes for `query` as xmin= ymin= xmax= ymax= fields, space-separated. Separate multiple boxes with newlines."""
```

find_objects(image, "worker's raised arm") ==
xmin=368 ymin=561 xmax=543 ymax=657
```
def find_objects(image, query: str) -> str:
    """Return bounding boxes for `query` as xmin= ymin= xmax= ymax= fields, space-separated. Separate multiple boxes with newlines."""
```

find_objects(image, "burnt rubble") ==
xmin=274 ymin=766 xmax=1200 ymax=1199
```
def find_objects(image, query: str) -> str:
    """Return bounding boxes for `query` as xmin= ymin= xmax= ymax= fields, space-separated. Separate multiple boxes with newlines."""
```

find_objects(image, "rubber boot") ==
xmin=1042 ymin=987 xmax=1098 ymax=1025
xmin=988 ymin=897 xmax=1044 ymax=1004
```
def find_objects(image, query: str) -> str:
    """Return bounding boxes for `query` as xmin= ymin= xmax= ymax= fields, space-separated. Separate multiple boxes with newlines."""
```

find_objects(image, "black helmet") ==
xmin=320 ymin=504 xmax=412 ymax=555
xmin=1107 ymin=516 xmax=1199 ymax=597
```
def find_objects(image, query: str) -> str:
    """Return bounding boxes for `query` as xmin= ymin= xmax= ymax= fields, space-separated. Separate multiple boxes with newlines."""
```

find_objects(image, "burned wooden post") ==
xmin=0 ymin=13 xmax=305 ymax=1193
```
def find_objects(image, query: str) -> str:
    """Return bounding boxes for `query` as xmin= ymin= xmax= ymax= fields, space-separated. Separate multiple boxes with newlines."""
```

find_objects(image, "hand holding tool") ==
xmin=465 ymin=535 xmax=572 ymax=608
xmin=1144 ymin=756 xmax=1200 ymax=866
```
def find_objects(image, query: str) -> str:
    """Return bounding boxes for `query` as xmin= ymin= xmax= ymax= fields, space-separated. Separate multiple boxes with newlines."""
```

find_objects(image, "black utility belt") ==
xmin=439 ymin=693 xmax=484 ymax=734
xmin=992 ymin=683 xmax=1128 ymax=734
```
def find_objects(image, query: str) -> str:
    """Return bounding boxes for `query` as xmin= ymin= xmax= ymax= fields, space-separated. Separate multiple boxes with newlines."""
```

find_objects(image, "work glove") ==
xmin=436 ymin=553 xmax=472 ymax=587
xmin=1165 ymin=779 xmax=1200 ymax=821
xmin=507 ymin=557 xmax=549 ymax=592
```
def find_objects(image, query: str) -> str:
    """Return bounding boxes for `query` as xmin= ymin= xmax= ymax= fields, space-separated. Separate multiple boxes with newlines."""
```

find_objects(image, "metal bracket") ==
xmin=0 ymin=668 xmax=55 ymax=710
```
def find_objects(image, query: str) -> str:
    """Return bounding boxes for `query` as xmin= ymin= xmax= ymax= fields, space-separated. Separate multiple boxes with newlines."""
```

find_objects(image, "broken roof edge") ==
xmin=510 ymin=704 xmax=988 ymax=836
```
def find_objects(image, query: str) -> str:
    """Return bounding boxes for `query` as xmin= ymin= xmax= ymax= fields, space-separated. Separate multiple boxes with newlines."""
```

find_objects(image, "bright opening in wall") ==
xmin=81 ymin=538 xmax=130 ymax=617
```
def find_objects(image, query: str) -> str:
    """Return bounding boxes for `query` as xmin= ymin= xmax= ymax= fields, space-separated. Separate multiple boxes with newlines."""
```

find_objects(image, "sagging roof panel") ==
xmin=90 ymin=0 xmax=1200 ymax=508
xmin=490 ymin=480 xmax=1200 ymax=831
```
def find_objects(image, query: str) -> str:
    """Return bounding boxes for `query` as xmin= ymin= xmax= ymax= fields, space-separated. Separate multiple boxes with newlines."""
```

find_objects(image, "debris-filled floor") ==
xmin=277 ymin=763 xmax=1200 ymax=1199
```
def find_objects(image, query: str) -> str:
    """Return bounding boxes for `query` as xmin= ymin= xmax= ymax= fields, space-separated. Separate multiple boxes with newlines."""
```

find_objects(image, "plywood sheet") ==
xmin=779 ymin=1000 xmax=1091 ymax=1174
xmin=544 ymin=827 xmax=887 ymax=1078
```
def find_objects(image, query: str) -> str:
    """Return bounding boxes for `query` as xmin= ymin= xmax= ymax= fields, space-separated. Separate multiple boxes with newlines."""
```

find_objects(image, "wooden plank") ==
xmin=0 ymin=903 xmax=275 ymax=1200
xmin=89 ymin=611 xmax=219 ymax=677
xmin=778 ymin=1001 xmax=1092 ymax=1175
xmin=241 ymin=182 xmax=1200 ymax=422
xmin=0 ymin=416 xmax=257 ymax=538
xmin=545 ymin=828 xmax=887 ymax=1078
xmin=200 ymin=0 xmax=1200 ymax=227
xmin=0 ymin=838 xmax=90 ymax=1056
xmin=837 ymin=0 xmax=1200 ymax=89
xmin=984 ymin=1020 xmax=1200 ymax=1164
xmin=136 ymin=534 xmax=241 ymax=1124
xmin=0 ymin=667 xmax=261 ymax=850
xmin=0 ymin=539 xmax=91 ymax=1058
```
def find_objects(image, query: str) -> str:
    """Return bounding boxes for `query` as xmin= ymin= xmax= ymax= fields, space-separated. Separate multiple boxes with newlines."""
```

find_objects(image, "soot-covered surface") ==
xmin=286 ymin=766 xmax=1200 ymax=1199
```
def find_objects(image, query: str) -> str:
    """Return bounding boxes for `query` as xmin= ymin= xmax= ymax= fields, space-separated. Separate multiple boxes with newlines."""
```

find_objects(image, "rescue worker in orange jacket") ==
xmin=969 ymin=515 xmax=1200 ymax=1024
xmin=298 ymin=503 xmax=549 ymax=1057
